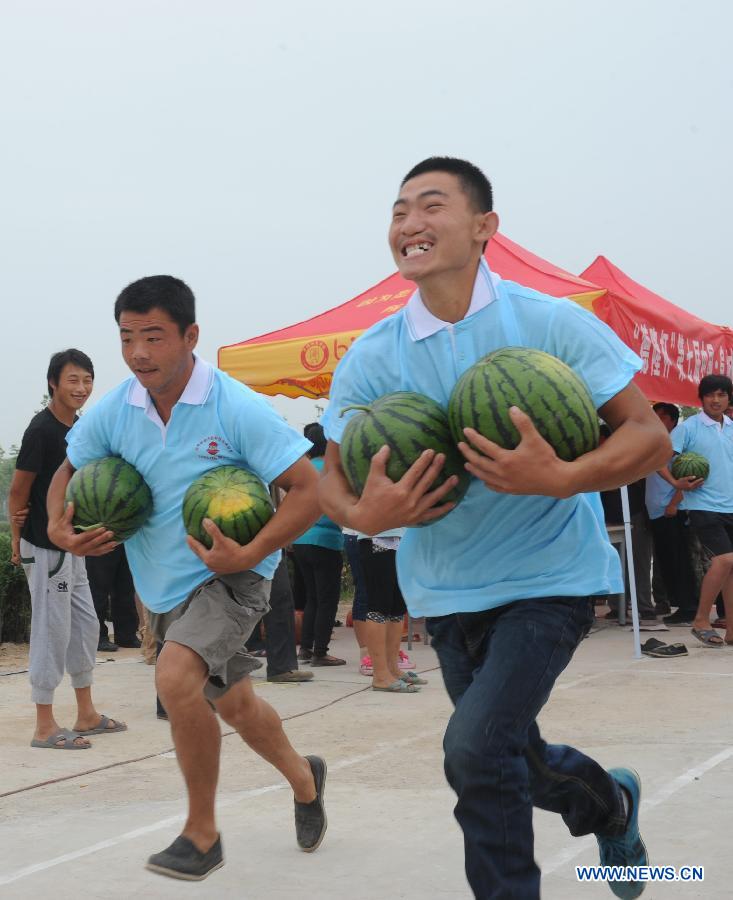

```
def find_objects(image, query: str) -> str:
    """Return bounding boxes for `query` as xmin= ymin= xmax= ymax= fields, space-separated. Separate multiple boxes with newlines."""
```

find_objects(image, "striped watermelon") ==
xmin=182 ymin=466 xmax=274 ymax=548
xmin=339 ymin=392 xmax=470 ymax=515
xmin=65 ymin=457 xmax=153 ymax=541
xmin=670 ymin=451 xmax=709 ymax=481
xmin=448 ymin=348 xmax=599 ymax=462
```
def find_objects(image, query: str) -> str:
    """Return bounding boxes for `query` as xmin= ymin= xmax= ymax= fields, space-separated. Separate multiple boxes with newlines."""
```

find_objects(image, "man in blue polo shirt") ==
xmin=47 ymin=276 xmax=327 ymax=881
xmin=319 ymin=158 xmax=671 ymax=899
xmin=659 ymin=375 xmax=733 ymax=647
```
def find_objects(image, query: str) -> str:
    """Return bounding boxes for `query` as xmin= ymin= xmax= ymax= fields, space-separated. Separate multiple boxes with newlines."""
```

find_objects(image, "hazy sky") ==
xmin=2 ymin=0 xmax=731 ymax=448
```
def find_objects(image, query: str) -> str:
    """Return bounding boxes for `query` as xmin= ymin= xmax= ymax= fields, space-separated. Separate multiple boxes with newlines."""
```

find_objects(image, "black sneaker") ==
xmin=115 ymin=636 xmax=142 ymax=648
xmin=294 ymin=755 xmax=327 ymax=852
xmin=97 ymin=639 xmax=119 ymax=652
xmin=146 ymin=834 xmax=223 ymax=881
xmin=663 ymin=610 xmax=695 ymax=626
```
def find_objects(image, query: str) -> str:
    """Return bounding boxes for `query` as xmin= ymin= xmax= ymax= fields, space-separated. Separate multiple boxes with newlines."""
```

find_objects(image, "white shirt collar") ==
xmin=127 ymin=355 xmax=214 ymax=411
xmin=699 ymin=410 xmax=733 ymax=428
xmin=404 ymin=259 xmax=502 ymax=342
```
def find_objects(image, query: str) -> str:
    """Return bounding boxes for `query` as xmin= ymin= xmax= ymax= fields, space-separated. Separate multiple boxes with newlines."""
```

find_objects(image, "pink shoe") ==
xmin=359 ymin=656 xmax=373 ymax=676
xmin=398 ymin=650 xmax=413 ymax=671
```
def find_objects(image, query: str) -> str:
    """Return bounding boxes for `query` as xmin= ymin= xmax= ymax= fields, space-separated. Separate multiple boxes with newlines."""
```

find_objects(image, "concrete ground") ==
xmin=1 ymin=616 xmax=731 ymax=899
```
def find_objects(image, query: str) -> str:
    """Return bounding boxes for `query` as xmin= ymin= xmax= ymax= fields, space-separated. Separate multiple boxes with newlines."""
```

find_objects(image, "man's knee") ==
xmin=156 ymin=642 xmax=207 ymax=708
xmin=215 ymin=680 xmax=260 ymax=731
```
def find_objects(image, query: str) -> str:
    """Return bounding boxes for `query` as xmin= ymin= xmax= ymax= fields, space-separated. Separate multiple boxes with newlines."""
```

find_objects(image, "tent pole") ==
xmin=620 ymin=484 xmax=642 ymax=659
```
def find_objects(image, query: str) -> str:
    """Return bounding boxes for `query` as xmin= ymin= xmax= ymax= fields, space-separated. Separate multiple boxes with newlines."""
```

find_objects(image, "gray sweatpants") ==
xmin=20 ymin=539 xmax=99 ymax=705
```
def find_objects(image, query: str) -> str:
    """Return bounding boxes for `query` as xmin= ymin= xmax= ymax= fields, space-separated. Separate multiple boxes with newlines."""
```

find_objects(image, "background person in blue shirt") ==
xmin=659 ymin=375 xmax=733 ymax=647
xmin=46 ymin=276 xmax=327 ymax=881
xmin=319 ymin=157 xmax=671 ymax=899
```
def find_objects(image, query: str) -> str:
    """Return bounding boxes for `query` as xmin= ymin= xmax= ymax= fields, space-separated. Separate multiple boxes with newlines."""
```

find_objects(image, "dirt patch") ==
xmin=0 ymin=642 xmax=29 ymax=671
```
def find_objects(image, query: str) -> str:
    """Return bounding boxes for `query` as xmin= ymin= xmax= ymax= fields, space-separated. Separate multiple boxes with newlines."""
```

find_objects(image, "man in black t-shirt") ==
xmin=9 ymin=349 xmax=126 ymax=749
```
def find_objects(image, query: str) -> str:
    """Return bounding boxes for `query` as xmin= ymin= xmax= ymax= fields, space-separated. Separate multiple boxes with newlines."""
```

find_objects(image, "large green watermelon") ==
xmin=670 ymin=451 xmax=709 ymax=481
xmin=448 ymin=347 xmax=599 ymax=462
xmin=182 ymin=466 xmax=274 ymax=549
xmin=66 ymin=457 xmax=153 ymax=541
xmin=339 ymin=391 xmax=470 ymax=516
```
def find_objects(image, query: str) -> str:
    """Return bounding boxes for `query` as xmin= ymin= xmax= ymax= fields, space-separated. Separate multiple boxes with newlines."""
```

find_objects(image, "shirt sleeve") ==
xmin=224 ymin=386 xmax=312 ymax=484
xmin=15 ymin=424 xmax=44 ymax=473
xmin=543 ymin=300 xmax=642 ymax=409
xmin=65 ymin=406 xmax=114 ymax=470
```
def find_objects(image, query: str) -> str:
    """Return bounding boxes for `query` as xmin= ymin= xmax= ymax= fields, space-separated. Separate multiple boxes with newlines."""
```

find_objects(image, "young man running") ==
xmin=47 ymin=276 xmax=326 ymax=880
xmin=659 ymin=375 xmax=733 ymax=647
xmin=9 ymin=350 xmax=126 ymax=749
xmin=318 ymin=158 xmax=671 ymax=899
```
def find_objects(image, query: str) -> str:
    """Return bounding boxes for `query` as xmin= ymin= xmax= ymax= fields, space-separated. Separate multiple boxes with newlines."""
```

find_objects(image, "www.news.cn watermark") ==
xmin=576 ymin=865 xmax=704 ymax=884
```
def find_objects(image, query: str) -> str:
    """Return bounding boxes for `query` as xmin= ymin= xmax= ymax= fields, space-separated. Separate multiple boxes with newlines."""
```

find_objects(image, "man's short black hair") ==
xmin=114 ymin=275 xmax=196 ymax=335
xmin=304 ymin=422 xmax=326 ymax=458
xmin=401 ymin=157 xmax=493 ymax=213
xmin=698 ymin=374 xmax=733 ymax=402
xmin=652 ymin=402 xmax=680 ymax=425
xmin=47 ymin=349 xmax=94 ymax=398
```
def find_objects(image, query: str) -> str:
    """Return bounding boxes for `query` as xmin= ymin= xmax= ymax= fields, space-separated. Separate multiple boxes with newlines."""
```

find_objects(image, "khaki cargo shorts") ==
xmin=148 ymin=570 xmax=271 ymax=700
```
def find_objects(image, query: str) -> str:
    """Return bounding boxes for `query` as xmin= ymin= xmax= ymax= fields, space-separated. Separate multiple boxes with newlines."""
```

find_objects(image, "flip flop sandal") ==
xmin=400 ymin=671 xmax=428 ymax=685
xmin=690 ymin=628 xmax=725 ymax=648
xmin=76 ymin=714 xmax=128 ymax=735
xmin=30 ymin=728 xmax=91 ymax=749
xmin=372 ymin=680 xmax=421 ymax=693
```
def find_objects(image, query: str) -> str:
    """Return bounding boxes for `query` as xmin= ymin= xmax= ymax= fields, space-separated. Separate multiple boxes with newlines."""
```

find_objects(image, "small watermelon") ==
xmin=670 ymin=451 xmax=709 ymax=481
xmin=448 ymin=347 xmax=599 ymax=462
xmin=183 ymin=466 xmax=274 ymax=549
xmin=339 ymin=391 xmax=470 ymax=516
xmin=66 ymin=457 xmax=153 ymax=541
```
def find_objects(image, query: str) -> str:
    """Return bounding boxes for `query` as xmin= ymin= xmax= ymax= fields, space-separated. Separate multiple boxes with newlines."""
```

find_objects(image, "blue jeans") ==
xmin=427 ymin=597 xmax=627 ymax=899
xmin=344 ymin=533 xmax=369 ymax=621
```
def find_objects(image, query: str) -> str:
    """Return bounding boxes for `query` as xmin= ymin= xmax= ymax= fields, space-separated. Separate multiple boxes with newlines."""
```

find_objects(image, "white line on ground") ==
xmin=543 ymin=744 xmax=733 ymax=876
xmin=0 ymin=727 xmax=443 ymax=887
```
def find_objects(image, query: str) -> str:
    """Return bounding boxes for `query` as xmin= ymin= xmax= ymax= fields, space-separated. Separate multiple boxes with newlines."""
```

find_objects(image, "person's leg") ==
xmin=293 ymin=545 xmax=317 ymax=654
xmin=110 ymin=547 xmax=140 ymax=645
xmin=385 ymin=619 xmax=405 ymax=680
xmin=264 ymin=558 xmax=300 ymax=677
xmin=630 ymin=512 xmax=656 ymax=620
xmin=344 ymin=534 xmax=369 ymax=655
xmin=690 ymin=514 xmax=733 ymax=637
xmin=85 ymin=551 xmax=115 ymax=646
xmin=651 ymin=515 xmax=697 ymax=619
xmin=441 ymin=597 xmax=622 ymax=899
xmin=156 ymin=641 xmax=221 ymax=852
xmin=311 ymin=546 xmax=344 ymax=661
xmin=214 ymin=677 xmax=315 ymax=799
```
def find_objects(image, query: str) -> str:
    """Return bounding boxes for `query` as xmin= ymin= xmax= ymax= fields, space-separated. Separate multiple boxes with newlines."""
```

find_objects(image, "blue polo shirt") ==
xmin=645 ymin=470 xmax=676 ymax=520
xmin=293 ymin=457 xmax=344 ymax=551
xmin=66 ymin=357 xmax=312 ymax=613
xmin=322 ymin=261 xmax=641 ymax=617
xmin=670 ymin=412 xmax=733 ymax=512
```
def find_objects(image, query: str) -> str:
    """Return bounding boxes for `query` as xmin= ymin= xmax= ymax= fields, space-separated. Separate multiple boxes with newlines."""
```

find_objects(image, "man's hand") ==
xmin=664 ymin=502 xmax=679 ymax=518
xmin=186 ymin=518 xmax=255 ymax=575
xmin=672 ymin=475 xmax=704 ymax=492
xmin=347 ymin=445 xmax=458 ymax=535
xmin=47 ymin=502 xmax=118 ymax=557
xmin=458 ymin=407 xmax=573 ymax=498
xmin=10 ymin=539 xmax=21 ymax=566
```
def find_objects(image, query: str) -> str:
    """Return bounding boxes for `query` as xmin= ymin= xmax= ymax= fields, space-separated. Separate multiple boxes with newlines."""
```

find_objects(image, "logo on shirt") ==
xmin=57 ymin=581 xmax=69 ymax=593
xmin=301 ymin=340 xmax=329 ymax=372
xmin=195 ymin=434 xmax=234 ymax=462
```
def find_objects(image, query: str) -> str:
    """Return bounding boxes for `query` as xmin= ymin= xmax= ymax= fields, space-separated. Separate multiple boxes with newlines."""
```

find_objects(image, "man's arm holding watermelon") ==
xmin=46 ymin=458 xmax=119 ymax=556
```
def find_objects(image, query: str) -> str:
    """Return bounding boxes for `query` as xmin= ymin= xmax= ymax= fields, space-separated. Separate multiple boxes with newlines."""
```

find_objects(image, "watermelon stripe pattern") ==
xmin=65 ymin=457 xmax=153 ymax=541
xmin=339 ymin=392 xmax=471 ymax=520
xmin=182 ymin=466 xmax=274 ymax=549
xmin=448 ymin=348 xmax=599 ymax=462
xmin=670 ymin=452 xmax=709 ymax=481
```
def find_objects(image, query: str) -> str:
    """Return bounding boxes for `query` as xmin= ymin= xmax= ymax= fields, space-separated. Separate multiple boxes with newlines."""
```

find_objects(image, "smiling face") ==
xmin=388 ymin=171 xmax=497 ymax=284
xmin=49 ymin=363 xmax=93 ymax=411
xmin=701 ymin=389 xmax=731 ymax=421
xmin=119 ymin=306 xmax=198 ymax=398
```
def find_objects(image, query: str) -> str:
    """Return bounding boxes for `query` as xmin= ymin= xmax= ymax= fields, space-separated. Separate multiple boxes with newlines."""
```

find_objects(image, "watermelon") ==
xmin=448 ymin=347 xmax=599 ymax=462
xmin=339 ymin=391 xmax=470 ymax=515
xmin=182 ymin=466 xmax=274 ymax=549
xmin=66 ymin=457 xmax=153 ymax=541
xmin=670 ymin=451 xmax=709 ymax=481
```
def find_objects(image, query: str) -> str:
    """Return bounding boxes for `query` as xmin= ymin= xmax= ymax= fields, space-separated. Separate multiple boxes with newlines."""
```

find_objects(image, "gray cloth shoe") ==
xmin=146 ymin=834 xmax=223 ymax=881
xmin=294 ymin=755 xmax=327 ymax=852
xmin=267 ymin=670 xmax=314 ymax=683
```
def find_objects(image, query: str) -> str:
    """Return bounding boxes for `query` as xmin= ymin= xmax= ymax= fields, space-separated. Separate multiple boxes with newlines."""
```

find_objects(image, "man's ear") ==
xmin=185 ymin=323 xmax=200 ymax=350
xmin=477 ymin=210 xmax=499 ymax=246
